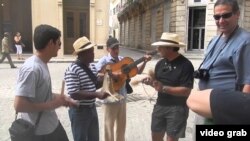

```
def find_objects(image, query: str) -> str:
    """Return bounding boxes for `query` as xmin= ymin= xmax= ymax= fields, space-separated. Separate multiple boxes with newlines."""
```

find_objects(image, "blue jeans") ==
xmin=68 ymin=105 xmax=99 ymax=141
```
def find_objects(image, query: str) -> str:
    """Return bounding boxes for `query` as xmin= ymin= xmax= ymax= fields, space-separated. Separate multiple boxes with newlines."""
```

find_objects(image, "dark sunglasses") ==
xmin=213 ymin=12 xmax=233 ymax=20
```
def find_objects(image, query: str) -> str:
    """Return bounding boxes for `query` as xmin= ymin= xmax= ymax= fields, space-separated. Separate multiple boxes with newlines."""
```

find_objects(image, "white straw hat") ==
xmin=73 ymin=36 xmax=95 ymax=55
xmin=151 ymin=32 xmax=186 ymax=48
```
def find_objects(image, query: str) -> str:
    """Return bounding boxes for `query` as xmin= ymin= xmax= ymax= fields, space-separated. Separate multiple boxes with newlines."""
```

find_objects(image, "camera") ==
xmin=193 ymin=69 xmax=210 ymax=80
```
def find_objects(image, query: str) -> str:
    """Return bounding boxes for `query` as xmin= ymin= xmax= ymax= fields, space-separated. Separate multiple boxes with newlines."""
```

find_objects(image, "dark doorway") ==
xmin=0 ymin=0 xmax=32 ymax=53
xmin=63 ymin=0 xmax=90 ymax=54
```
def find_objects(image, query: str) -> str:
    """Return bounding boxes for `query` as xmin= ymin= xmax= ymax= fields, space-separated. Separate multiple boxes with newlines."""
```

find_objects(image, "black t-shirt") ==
xmin=211 ymin=89 xmax=250 ymax=124
xmin=155 ymin=55 xmax=194 ymax=106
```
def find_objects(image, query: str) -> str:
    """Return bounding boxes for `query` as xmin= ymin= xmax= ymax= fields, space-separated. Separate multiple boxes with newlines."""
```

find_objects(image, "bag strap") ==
xmin=75 ymin=60 xmax=97 ymax=85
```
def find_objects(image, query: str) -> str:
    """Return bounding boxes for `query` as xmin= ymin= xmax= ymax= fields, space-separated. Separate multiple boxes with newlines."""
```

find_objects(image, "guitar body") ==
xmin=101 ymin=50 xmax=157 ymax=92
xmin=103 ymin=57 xmax=138 ymax=91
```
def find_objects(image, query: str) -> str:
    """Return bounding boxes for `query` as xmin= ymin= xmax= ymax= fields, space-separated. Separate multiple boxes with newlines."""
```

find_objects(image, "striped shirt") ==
xmin=64 ymin=62 xmax=97 ymax=105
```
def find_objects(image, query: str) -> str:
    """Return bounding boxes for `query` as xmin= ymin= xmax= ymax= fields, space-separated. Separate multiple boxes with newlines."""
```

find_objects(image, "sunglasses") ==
xmin=213 ymin=12 xmax=233 ymax=20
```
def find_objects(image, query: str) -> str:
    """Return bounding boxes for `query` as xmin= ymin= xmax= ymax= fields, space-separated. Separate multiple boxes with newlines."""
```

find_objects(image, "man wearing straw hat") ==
xmin=64 ymin=36 xmax=109 ymax=141
xmin=142 ymin=32 xmax=194 ymax=141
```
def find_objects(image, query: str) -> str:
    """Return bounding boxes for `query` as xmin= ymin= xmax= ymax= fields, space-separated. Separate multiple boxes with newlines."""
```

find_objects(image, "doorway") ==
xmin=0 ymin=0 xmax=32 ymax=53
xmin=63 ymin=0 xmax=90 ymax=54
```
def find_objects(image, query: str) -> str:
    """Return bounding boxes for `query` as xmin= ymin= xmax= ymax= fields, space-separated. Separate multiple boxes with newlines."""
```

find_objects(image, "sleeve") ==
xmin=234 ymin=41 xmax=250 ymax=85
xmin=64 ymin=67 xmax=81 ymax=95
xmin=210 ymin=89 xmax=250 ymax=124
xmin=179 ymin=60 xmax=194 ymax=88
xmin=2 ymin=38 xmax=8 ymax=49
xmin=95 ymin=57 xmax=107 ymax=72
xmin=16 ymin=69 xmax=37 ymax=98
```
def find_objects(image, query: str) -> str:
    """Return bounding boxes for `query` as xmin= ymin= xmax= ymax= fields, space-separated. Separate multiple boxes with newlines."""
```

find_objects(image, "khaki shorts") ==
xmin=151 ymin=104 xmax=189 ymax=138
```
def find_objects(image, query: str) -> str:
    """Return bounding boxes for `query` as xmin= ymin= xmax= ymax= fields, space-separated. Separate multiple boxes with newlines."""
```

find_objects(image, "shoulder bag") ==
xmin=9 ymin=93 xmax=48 ymax=141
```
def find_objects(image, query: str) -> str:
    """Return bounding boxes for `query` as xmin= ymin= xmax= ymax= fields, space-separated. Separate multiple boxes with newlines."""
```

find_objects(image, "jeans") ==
xmin=69 ymin=105 xmax=99 ymax=141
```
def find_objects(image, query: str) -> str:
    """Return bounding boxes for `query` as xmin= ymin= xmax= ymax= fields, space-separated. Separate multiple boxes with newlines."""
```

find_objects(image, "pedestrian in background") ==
xmin=14 ymin=32 xmax=25 ymax=60
xmin=142 ymin=32 xmax=194 ymax=141
xmin=64 ymin=36 xmax=109 ymax=141
xmin=14 ymin=24 xmax=76 ymax=141
xmin=95 ymin=37 xmax=151 ymax=141
xmin=0 ymin=32 xmax=16 ymax=68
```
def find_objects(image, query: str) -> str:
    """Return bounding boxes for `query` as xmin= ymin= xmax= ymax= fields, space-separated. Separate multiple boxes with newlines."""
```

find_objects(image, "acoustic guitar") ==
xmin=102 ymin=50 xmax=158 ymax=91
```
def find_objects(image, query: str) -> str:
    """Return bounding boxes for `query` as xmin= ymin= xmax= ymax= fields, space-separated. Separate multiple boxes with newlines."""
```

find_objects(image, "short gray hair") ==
xmin=214 ymin=0 xmax=239 ymax=13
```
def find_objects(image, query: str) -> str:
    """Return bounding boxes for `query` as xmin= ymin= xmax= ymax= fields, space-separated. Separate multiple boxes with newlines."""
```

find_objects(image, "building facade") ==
xmin=0 ymin=0 xmax=109 ymax=57
xmin=117 ymin=0 xmax=250 ymax=52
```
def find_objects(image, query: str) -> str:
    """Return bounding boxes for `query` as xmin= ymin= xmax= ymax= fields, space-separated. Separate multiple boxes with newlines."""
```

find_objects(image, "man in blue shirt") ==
xmin=194 ymin=0 xmax=250 ymax=125
xmin=95 ymin=37 xmax=151 ymax=141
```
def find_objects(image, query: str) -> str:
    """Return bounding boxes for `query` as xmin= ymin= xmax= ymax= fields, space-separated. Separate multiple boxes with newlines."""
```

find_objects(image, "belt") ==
xmin=78 ymin=104 xmax=95 ymax=108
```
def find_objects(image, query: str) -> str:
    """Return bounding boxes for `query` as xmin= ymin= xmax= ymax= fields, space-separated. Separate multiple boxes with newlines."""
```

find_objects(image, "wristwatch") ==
xmin=162 ymin=86 xmax=169 ymax=93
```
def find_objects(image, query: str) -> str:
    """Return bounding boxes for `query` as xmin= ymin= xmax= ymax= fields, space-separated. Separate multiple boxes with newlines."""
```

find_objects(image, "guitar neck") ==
xmin=126 ymin=50 xmax=157 ymax=69
xmin=122 ymin=50 xmax=157 ymax=74
xmin=129 ymin=57 xmax=145 ymax=68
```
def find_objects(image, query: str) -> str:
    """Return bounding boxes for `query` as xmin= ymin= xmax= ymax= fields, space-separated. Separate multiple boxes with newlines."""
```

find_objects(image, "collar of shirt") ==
xmin=107 ymin=53 xmax=123 ymax=63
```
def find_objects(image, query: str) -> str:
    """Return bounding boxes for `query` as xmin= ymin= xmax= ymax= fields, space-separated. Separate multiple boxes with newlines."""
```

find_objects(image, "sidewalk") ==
xmin=1 ymin=47 xmax=203 ymax=64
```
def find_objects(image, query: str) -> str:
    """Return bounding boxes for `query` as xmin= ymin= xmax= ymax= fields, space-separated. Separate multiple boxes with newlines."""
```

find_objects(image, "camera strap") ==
xmin=196 ymin=32 xmax=223 ymax=70
xmin=198 ymin=25 xmax=239 ymax=70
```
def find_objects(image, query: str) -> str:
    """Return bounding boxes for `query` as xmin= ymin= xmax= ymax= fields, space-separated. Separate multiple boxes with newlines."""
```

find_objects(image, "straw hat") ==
xmin=151 ymin=32 xmax=186 ymax=47
xmin=73 ymin=36 xmax=95 ymax=55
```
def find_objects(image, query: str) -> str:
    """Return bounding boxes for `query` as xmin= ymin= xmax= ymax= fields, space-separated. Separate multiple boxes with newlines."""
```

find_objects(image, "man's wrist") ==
xmin=162 ymin=86 xmax=169 ymax=93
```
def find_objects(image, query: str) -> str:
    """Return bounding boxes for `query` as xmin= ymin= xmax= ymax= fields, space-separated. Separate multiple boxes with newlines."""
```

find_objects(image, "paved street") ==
xmin=0 ymin=48 xmax=202 ymax=141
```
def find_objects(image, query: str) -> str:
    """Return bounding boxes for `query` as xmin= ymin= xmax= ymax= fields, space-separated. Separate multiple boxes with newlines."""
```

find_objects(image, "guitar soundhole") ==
xmin=114 ymin=78 xmax=118 ymax=83
xmin=122 ymin=64 xmax=130 ymax=74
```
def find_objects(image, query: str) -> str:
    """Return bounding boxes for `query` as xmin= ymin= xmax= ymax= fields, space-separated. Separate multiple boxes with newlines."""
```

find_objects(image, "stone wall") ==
xmin=118 ymin=0 xmax=187 ymax=50
xmin=118 ymin=0 xmax=250 ymax=52
xmin=243 ymin=0 xmax=250 ymax=30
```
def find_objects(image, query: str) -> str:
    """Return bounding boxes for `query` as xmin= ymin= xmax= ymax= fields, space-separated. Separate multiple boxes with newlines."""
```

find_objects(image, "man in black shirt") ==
xmin=143 ymin=32 xmax=194 ymax=141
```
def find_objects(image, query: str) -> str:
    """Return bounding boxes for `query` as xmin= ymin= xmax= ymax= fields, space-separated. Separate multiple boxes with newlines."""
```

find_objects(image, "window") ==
xmin=66 ymin=12 xmax=74 ymax=38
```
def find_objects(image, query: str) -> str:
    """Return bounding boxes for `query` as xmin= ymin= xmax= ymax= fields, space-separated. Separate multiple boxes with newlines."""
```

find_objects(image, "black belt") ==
xmin=78 ymin=104 xmax=95 ymax=108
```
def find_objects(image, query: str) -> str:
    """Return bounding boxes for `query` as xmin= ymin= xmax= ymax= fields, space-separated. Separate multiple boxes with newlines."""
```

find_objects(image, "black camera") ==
xmin=193 ymin=69 xmax=210 ymax=80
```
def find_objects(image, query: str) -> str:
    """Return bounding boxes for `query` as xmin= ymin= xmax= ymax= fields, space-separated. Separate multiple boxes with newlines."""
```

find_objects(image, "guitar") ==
xmin=102 ymin=50 xmax=158 ymax=91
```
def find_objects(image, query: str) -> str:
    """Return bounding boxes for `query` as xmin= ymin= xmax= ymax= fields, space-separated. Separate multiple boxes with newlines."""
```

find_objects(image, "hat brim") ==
xmin=73 ymin=43 xmax=95 ymax=55
xmin=151 ymin=41 xmax=185 ymax=48
xmin=109 ymin=43 xmax=121 ymax=48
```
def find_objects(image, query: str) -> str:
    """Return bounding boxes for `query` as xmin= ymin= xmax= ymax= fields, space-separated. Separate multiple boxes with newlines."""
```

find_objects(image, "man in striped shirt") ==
xmin=64 ymin=36 xmax=109 ymax=141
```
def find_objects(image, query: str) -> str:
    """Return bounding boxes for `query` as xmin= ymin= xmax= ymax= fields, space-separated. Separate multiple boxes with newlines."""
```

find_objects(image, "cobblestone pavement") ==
xmin=0 ymin=48 xmax=202 ymax=141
